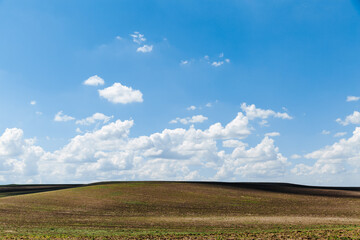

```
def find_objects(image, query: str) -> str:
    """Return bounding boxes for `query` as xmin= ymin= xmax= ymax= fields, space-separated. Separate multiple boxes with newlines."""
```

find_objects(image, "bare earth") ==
xmin=0 ymin=182 xmax=359 ymax=239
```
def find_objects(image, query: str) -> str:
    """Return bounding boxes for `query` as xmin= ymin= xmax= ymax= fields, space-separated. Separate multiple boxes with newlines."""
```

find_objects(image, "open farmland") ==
xmin=0 ymin=182 xmax=359 ymax=239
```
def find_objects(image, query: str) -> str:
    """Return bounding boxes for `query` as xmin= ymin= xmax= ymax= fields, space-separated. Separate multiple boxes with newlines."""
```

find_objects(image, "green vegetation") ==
xmin=0 ymin=182 xmax=359 ymax=239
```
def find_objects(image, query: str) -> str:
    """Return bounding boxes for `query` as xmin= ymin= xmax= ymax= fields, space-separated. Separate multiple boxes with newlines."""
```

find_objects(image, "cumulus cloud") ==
xmin=30 ymin=101 xmax=36 ymax=105
xmin=180 ymin=60 xmax=189 ymax=65
xmin=98 ymin=82 xmax=143 ymax=104
xmin=46 ymin=113 xmax=284 ymax=182
xmin=336 ymin=111 xmax=360 ymax=126
xmin=136 ymin=45 xmax=153 ymax=53
xmin=50 ymin=120 xmax=134 ymax=164
xmin=241 ymin=103 xmax=292 ymax=120
xmin=187 ymin=105 xmax=196 ymax=111
xmin=292 ymin=127 xmax=360 ymax=176
xmin=75 ymin=113 xmax=113 ymax=126
xmin=0 ymin=128 xmax=26 ymax=157
xmin=265 ymin=132 xmax=280 ymax=137
xmin=54 ymin=111 xmax=75 ymax=122
xmin=0 ymin=106 xmax=291 ymax=183
xmin=0 ymin=128 xmax=44 ymax=182
xmin=0 ymin=100 xmax=298 ymax=183
xmin=222 ymin=139 xmax=247 ymax=148
xmin=347 ymin=96 xmax=360 ymax=102
xmin=188 ymin=115 xmax=208 ymax=124
xmin=205 ymin=112 xmax=251 ymax=139
xmin=170 ymin=115 xmax=208 ymax=125
xmin=83 ymin=75 xmax=105 ymax=86
xmin=216 ymin=137 xmax=287 ymax=179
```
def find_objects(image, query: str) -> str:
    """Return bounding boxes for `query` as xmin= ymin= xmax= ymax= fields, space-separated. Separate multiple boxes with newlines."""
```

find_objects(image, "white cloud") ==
xmin=205 ymin=112 xmax=251 ymax=139
xmin=36 ymin=111 xmax=42 ymax=116
xmin=75 ymin=113 xmax=113 ymax=126
xmin=241 ymin=103 xmax=292 ymax=120
xmin=321 ymin=130 xmax=330 ymax=135
xmin=187 ymin=105 xmax=196 ymax=111
xmin=83 ymin=75 xmax=105 ymax=86
xmin=216 ymin=137 xmax=287 ymax=179
xmin=292 ymin=127 xmax=360 ymax=176
xmin=45 ymin=112 xmax=283 ymax=182
xmin=98 ymin=82 xmax=143 ymax=104
xmin=54 ymin=111 xmax=75 ymax=122
xmin=0 ymin=128 xmax=26 ymax=157
xmin=205 ymin=103 xmax=212 ymax=108
xmin=180 ymin=60 xmax=189 ymax=65
xmin=186 ymin=115 xmax=208 ymax=124
xmin=0 ymin=128 xmax=44 ymax=181
xmin=30 ymin=101 xmax=36 ymax=105
xmin=336 ymin=111 xmax=360 ymax=126
xmin=205 ymin=53 xmax=230 ymax=67
xmin=346 ymin=96 xmax=360 ymax=102
xmin=50 ymin=120 xmax=133 ymax=164
xmin=265 ymin=132 xmax=280 ymax=137
xmin=290 ymin=154 xmax=302 ymax=159
xmin=137 ymin=45 xmax=153 ymax=53
xmin=259 ymin=120 xmax=269 ymax=126
xmin=116 ymin=36 xmax=122 ymax=40
xmin=0 ymin=107 xmax=291 ymax=183
xmin=170 ymin=115 xmax=208 ymax=125
xmin=334 ymin=132 xmax=347 ymax=137
xmin=130 ymin=32 xmax=146 ymax=44
xmin=222 ymin=139 xmax=247 ymax=148
xmin=130 ymin=32 xmax=153 ymax=53
xmin=211 ymin=61 xmax=224 ymax=67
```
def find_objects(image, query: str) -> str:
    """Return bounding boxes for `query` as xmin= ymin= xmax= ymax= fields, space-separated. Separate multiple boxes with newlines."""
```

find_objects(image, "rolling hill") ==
xmin=0 ymin=182 xmax=359 ymax=239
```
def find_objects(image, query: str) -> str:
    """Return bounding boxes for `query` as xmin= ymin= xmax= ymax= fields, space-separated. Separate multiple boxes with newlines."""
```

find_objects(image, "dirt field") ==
xmin=0 ymin=182 xmax=359 ymax=239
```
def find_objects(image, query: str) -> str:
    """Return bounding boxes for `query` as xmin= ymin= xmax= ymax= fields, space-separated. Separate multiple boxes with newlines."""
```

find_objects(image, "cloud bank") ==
xmin=6 ymin=99 xmax=360 ymax=185
xmin=0 ymin=104 xmax=292 ymax=183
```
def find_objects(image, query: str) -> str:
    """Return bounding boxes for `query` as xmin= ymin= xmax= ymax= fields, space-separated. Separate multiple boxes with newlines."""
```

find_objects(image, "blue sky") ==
xmin=1 ymin=0 xmax=360 ymax=185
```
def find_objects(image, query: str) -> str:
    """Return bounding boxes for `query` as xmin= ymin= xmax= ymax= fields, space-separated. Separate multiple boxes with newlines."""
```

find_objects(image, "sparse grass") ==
xmin=0 ymin=182 xmax=359 ymax=239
